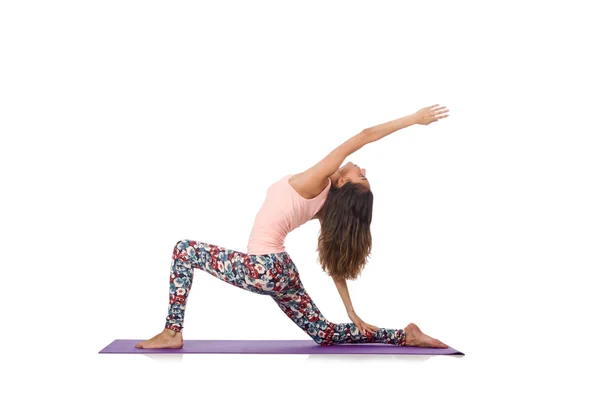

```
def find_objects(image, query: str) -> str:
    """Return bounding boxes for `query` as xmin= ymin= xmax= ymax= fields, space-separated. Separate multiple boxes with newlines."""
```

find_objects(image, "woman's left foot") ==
xmin=135 ymin=328 xmax=184 ymax=349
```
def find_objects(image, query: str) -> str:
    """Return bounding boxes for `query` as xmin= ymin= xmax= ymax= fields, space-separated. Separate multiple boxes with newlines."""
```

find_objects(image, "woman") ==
xmin=136 ymin=104 xmax=450 ymax=349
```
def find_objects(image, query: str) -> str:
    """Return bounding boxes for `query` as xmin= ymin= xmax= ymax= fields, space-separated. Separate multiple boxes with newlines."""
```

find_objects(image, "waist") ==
xmin=247 ymin=244 xmax=287 ymax=255
xmin=248 ymin=250 xmax=291 ymax=263
xmin=248 ymin=231 xmax=286 ymax=255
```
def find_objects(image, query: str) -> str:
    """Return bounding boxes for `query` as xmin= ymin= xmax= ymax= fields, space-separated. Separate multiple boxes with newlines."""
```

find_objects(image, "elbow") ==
xmin=359 ymin=129 xmax=374 ymax=144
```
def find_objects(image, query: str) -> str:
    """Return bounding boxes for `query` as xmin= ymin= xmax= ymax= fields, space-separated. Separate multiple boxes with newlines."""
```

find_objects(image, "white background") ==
xmin=1 ymin=0 xmax=599 ymax=396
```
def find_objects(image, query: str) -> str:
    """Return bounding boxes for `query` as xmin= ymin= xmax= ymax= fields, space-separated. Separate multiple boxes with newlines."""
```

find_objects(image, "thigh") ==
xmin=173 ymin=239 xmax=288 ymax=296
xmin=270 ymin=260 xmax=334 ymax=342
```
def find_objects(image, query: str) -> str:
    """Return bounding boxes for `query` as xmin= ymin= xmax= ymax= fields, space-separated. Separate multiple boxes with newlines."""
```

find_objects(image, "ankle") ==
xmin=164 ymin=328 xmax=180 ymax=337
xmin=404 ymin=323 xmax=416 ymax=338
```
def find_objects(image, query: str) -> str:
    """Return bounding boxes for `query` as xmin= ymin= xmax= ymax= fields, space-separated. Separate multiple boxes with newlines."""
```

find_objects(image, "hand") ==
xmin=413 ymin=104 xmax=450 ymax=125
xmin=348 ymin=311 xmax=379 ymax=336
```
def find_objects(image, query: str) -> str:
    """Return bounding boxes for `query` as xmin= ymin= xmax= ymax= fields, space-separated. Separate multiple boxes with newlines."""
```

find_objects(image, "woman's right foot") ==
xmin=135 ymin=328 xmax=184 ymax=349
xmin=404 ymin=323 xmax=448 ymax=348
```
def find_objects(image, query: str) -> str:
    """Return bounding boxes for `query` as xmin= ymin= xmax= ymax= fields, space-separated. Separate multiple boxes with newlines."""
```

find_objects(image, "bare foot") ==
xmin=404 ymin=323 xmax=448 ymax=348
xmin=135 ymin=328 xmax=184 ymax=349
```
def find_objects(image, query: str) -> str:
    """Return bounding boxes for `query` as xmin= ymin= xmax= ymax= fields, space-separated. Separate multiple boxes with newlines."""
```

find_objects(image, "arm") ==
xmin=363 ymin=104 xmax=449 ymax=142
xmin=312 ymin=112 xmax=419 ymax=180
xmin=293 ymin=130 xmax=370 ymax=198
xmin=333 ymin=276 xmax=379 ymax=336
xmin=362 ymin=114 xmax=417 ymax=143
xmin=333 ymin=276 xmax=355 ymax=314
xmin=294 ymin=105 xmax=448 ymax=196
xmin=294 ymin=115 xmax=412 ymax=197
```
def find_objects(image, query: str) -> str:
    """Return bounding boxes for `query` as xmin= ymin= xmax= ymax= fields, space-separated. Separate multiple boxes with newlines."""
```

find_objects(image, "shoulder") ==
xmin=288 ymin=173 xmax=330 ymax=200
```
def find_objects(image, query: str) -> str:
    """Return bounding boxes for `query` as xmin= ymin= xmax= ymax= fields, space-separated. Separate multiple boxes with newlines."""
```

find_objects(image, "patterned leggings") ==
xmin=165 ymin=239 xmax=406 ymax=346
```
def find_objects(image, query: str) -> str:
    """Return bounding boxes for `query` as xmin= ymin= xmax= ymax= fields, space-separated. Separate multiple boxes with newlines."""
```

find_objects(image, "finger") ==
xmin=434 ymin=108 xmax=449 ymax=114
xmin=436 ymin=114 xmax=449 ymax=119
xmin=429 ymin=104 xmax=440 ymax=109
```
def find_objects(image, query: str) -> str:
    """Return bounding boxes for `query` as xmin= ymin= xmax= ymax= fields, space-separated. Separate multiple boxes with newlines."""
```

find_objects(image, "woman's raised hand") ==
xmin=413 ymin=104 xmax=450 ymax=125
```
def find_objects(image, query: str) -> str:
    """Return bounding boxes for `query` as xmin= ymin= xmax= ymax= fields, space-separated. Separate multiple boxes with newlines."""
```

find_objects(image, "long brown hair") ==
xmin=314 ymin=181 xmax=374 ymax=280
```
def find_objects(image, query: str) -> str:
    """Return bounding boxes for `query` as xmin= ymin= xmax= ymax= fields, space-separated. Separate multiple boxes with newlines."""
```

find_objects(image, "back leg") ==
xmin=271 ymin=279 xmax=406 ymax=346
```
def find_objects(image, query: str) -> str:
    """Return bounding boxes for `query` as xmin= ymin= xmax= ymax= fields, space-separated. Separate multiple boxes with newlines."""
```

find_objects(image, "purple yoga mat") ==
xmin=99 ymin=339 xmax=464 ymax=355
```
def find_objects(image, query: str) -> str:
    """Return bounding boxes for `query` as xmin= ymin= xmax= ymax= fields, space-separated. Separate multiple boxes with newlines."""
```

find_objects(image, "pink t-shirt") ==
xmin=247 ymin=174 xmax=332 ymax=255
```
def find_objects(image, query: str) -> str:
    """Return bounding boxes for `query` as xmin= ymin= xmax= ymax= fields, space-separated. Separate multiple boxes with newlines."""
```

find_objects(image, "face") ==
xmin=336 ymin=161 xmax=370 ymax=189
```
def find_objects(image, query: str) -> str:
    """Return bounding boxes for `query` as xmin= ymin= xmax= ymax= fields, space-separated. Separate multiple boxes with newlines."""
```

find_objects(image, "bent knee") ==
xmin=175 ymin=239 xmax=191 ymax=248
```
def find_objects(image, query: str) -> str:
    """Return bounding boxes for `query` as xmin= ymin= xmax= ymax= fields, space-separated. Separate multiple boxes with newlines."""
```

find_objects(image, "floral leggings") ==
xmin=165 ymin=239 xmax=406 ymax=346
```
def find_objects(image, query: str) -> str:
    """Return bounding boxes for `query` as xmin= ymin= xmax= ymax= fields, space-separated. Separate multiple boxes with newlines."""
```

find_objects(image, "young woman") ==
xmin=136 ymin=104 xmax=450 ymax=349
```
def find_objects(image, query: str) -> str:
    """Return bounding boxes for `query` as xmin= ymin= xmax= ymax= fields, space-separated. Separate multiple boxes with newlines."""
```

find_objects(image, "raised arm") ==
xmin=292 ymin=115 xmax=412 ymax=198
xmin=290 ymin=130 xmax=371 ymax=198
xmin=293 ymin=105 xmax=448 ymax=198
xmin=363 ymin=113 xmax=417 ymax=143
xmin=364 ymin=104 xmax=448 ymax=142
